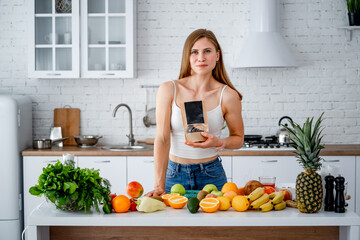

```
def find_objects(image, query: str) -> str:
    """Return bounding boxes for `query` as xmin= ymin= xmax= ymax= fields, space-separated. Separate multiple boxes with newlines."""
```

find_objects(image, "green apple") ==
xmin=202 ymin=184 xmax=217 ymax=193
xmin=170 ymin=184 xmax=186 ymax=195
xmin=211 ymin=190 xmax=224 ymax=196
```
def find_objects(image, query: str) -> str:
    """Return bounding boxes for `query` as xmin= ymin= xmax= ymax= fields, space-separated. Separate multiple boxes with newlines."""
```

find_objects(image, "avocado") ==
xmin=187 ymin=197 xmax=200 ymax=213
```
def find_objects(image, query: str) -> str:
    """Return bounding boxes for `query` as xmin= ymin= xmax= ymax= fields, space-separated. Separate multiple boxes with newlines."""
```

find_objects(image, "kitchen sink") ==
xmin=101 ymin=145 xmax=152 ymax=151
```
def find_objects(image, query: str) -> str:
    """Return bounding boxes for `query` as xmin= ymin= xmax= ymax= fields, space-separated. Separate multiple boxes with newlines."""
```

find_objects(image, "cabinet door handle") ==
xmin=143 ymin=160 xmax=154 ymax=163
xmin=324 ymin=159 xmax=340 ymax=162
xmin=47 ymin=73 xmax=61 ymax=76
xmin=95 ymin=160 xmax=111 ymax=163
xmin=44 ymin=160 xmax=57 ymax=163
xmin=103 ymin=73 xmax=115 ymax=76
xmin=261 ymin=160 xmax=278 ymax=163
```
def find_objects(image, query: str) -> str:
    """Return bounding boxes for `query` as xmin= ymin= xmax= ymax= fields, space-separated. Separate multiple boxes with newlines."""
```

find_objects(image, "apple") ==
xmin=279 ymin=189 xmax=292 ymax=201
xmin=126 ymin=181 xmax=144 ymax=198
xmin=205 ymin=194 xmax=218 ymax=198
xmin=263 ymin=186 xmax=275 ymax=195
xmin=203 ymin=184 xmax=218 ymax=193
xmin=211 ymin=190 xmax=224 ymax=196
xmin=170 ymin=183 xmax=186 ymax=195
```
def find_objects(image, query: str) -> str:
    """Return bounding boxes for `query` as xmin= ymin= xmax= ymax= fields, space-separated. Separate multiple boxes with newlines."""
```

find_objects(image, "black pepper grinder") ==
xmin=334 ymin=175 xmax=345 ymax=213
xmin=324 ymin=174 xmax=335 ymax=211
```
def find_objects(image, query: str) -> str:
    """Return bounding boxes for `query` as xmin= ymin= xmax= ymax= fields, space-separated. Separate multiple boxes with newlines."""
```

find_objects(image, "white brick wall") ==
xmin=1 ymin=0 xmax=359 ymax=144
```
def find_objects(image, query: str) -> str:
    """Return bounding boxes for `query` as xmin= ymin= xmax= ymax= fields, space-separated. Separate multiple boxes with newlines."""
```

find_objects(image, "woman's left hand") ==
xmin=185 ymin=132 xmax=223 ymax=149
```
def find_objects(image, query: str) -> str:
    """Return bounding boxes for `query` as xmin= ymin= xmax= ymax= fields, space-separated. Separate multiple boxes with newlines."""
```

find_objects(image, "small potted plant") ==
xmin=346 ymin=0 xmax=360 ymax=26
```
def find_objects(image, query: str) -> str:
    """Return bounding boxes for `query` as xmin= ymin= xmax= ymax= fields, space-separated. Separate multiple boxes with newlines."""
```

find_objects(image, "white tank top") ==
xmin=169 ymin=80 xmax=227 ymax=159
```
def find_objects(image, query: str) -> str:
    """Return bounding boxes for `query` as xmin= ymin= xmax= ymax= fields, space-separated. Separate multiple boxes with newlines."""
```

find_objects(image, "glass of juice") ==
xmin=259 ymin=176 xmax=276 ymax=188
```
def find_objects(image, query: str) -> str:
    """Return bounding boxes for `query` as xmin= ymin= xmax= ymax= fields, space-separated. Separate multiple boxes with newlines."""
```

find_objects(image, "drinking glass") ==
xmin=259 ymin=176 xmax=276 ymax=188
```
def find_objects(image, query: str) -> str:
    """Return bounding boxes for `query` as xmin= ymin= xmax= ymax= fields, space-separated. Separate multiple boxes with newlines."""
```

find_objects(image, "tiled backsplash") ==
xmin=1 ymin=0 xmax=359 ymax=144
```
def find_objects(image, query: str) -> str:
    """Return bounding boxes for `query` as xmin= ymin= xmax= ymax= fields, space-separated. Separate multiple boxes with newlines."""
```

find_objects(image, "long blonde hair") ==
xmin=178 ymin=29 xmax=242 ymax=100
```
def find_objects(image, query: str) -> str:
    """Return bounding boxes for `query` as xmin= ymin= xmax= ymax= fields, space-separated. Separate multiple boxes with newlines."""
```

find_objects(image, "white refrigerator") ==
xmin=0 ymin=95 xmax=32 ymax=240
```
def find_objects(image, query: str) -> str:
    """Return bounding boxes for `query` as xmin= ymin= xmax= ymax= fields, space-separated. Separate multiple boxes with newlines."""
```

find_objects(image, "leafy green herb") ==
xmin=29 ymin=160 xmax=112 ymax=213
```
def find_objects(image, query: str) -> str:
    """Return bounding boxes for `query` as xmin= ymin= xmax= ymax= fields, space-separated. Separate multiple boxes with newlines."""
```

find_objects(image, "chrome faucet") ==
xmin=113 ymin=103 xmax=135 ymax=146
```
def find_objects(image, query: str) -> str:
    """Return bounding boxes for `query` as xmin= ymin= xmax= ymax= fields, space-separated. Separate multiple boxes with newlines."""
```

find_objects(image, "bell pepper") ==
xmin=136 ymin=196 xmax=166 ymax=213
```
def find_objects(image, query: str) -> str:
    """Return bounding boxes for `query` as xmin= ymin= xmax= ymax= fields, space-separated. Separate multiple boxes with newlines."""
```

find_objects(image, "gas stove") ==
xmin=237 ymin=135 xmax=294 ymax=151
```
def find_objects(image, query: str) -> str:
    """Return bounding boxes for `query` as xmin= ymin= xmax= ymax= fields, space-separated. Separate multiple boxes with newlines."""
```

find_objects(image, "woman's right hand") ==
xmin=144 ymin=188 xmax=166 ymax=197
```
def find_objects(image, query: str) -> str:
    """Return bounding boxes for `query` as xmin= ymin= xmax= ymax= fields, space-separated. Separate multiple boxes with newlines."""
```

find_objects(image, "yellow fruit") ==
xmin=168 ymin=195 xmax=188 ymax=209
xmin=161 ymin=193 xmax=180 ymax=206
xmin=199 ymin=198 xmax=220 ymax=213
xmin=223 ymin=191 xmax=237 ymax=202
xmin=232 ymin=195 xmax=249 ymax=212
xmin=217 ymin=196 xmax=231 ymax=211
xmin=221 ymin=182 xmax=239 ymax=194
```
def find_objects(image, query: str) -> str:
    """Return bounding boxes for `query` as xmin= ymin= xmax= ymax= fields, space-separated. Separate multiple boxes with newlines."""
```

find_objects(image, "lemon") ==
xmin=217 ymin=196 xmax=231 ymax=211
xmin=232 ymin=195 xmax=249 ymax=212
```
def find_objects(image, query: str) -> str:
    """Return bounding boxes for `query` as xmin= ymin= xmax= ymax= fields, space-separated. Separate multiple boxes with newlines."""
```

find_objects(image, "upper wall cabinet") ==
xmin=28 ymin=0 xmax=136 ymax=79
xmin=81 ymin=0 xmax=135 ymax=78
xmin=28 ymin=0 xmax=80 ymax=78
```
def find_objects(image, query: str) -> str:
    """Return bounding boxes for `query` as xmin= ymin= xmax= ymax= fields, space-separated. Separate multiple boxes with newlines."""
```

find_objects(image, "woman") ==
xmin=146 ymin=29 xmax=244 ymax=197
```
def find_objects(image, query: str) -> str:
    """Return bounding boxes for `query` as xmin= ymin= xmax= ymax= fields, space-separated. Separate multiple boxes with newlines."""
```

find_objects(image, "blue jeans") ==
xmin=165 ymin=156 xmax=227 ymax=193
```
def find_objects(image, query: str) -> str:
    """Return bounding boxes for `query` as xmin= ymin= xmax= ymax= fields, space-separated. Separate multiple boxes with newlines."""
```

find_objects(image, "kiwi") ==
xmin=197 ymin=190 xmax=208 ymax=201
xmin=151 ymin=196 xmax=164 ymax=202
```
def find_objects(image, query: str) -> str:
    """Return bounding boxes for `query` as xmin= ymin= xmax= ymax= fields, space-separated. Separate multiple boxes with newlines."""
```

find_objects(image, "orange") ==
xmin=168 ymin=195 xmax=188 ymax=209
xmin=221 ymin=182 xmax=239 ymax=194
xmin=232 ymin=195 xmax=249 ymax=212
xmin=238 ymin=187 xmax=245 ymax=196
xmin=199 ymin=198 xmax=220 ymax=213
xmin=217 ymin=196 xmax=231 ymax=211
xmin=223 ymin=191 xmax=237 ymax=202
xmin=112 ymin=195 xmax=131 ymax=213
xmin=161 ymin=193 xmax=180 ymax=206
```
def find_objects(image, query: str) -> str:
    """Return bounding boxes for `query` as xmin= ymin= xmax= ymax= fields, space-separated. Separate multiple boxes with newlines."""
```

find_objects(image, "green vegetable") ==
xmin=136 ymin=196 xmax=166 ymax=213
xmin=187 ymin=197 xmax=200 ymax=213
xmin=29 ymin=160 xmax=111 ymax=214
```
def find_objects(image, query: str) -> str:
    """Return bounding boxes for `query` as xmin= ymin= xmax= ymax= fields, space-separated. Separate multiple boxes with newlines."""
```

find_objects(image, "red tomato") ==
xmin=109 ymin=193 xmax=117 ymax=203
xmin=130 ymin=198 xmax=137 ymax=211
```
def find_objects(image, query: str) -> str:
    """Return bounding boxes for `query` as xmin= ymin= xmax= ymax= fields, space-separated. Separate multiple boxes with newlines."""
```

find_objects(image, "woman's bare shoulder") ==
xmin=158 ymin=81 xmax=175 ymax=101
xmin=223 ymin=86 xmax=241 ymax=102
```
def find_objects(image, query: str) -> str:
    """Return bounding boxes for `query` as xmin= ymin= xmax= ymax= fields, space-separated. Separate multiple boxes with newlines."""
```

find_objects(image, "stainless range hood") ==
xmin=233 ymin=0 xmax=297 ymax=68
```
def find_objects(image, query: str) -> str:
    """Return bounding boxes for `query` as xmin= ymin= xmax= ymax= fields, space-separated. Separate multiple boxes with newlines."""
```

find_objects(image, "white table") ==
xmin=27 ymin=203 xmax=360 ymax=240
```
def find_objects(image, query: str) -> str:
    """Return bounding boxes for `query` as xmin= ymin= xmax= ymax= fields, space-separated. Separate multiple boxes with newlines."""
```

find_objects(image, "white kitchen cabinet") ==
xmin=28 ymin=0 xmax=136 ymax=79
xmin=23 ymin=156 xmax=63 ymax=227
xmin=220 ymin=156 xmax=232 ymax=182
xmin=28 ymin=0 xmax=80 ymax=78
xmin=77 ymin=156 xmax=127 ymax=194
xmin=320 ymin=156 xmax=356 ymax=212
xmin=127 ymin=156 xmax=155 ymax=193
xmin=232 ymin=156 xmax=302 ymax=187
xmin=81 ymin=0 xmax=136 ymax=78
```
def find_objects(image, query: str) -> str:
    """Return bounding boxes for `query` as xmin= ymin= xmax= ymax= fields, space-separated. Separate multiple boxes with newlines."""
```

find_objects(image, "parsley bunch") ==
xmin=29 ymin=160 xmax=112 ymax=213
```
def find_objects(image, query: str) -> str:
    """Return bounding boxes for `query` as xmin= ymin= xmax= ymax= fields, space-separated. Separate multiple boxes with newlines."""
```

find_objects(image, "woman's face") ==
xmin=189 ymin=37 xmax=219 ymax=75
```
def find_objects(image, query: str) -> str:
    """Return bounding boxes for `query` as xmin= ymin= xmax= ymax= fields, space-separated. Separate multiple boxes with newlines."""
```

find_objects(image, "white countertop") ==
xmin=29 ymin=203 xmax=360 ymax=227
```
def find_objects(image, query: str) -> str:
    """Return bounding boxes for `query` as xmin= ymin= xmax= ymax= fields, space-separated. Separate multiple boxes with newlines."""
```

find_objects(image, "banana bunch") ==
xmin=247 ymin=188 xmax=287 ymax=212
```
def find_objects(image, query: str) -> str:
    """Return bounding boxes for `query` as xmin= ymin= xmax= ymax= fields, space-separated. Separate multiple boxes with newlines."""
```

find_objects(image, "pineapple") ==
xmin=283 ymin=113 xmax=324 ymax=213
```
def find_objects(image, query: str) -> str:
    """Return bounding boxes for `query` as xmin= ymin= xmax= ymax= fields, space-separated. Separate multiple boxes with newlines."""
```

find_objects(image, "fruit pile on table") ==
xmin=107 ymin=180 xmax=296 ymax=214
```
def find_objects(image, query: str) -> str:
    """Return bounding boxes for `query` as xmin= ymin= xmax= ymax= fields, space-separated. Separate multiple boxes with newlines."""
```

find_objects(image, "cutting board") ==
xmin=137 ymin=138 xmax=155 ymax=145
xmin=54 ymin=108 xmax=80 ymax=146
